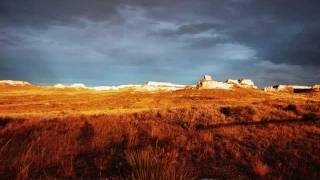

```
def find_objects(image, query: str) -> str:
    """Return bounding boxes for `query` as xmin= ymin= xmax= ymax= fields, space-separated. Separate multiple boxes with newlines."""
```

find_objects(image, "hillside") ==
xmin=0 ymin=86 xmax=319 ymax=179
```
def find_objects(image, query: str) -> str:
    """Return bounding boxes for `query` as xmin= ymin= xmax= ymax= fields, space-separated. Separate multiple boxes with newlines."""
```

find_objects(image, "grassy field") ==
xmin=0 ymin=86 xmax=319 ymax=179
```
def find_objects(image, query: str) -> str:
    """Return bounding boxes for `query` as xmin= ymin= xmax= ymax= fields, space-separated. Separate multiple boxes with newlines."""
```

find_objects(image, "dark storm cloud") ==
xmin=150 ymin=0 xmax=320 ymax=66
xmin=178 ymin=23 xmax=214 ymax=34
xmin=225 ymin=0 xmax=320 ymax=66
xmin=0 ymin=0 xmax=319 ymax=86
xmin=0 ymin=0 xmax=122 ymax=28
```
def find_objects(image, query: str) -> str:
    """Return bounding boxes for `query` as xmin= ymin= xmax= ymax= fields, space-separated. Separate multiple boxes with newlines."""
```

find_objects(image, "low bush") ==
xmin=77 ymin=121 xmax=95 ymax=145
xmin=220 ymin=106 xmax=257 ymax=122
xmin=283 ymin=104 xmax=297 ymax=113
xmin=302 ymin=113 xmax=319 ymax=121
xmin=304 ymin=102 xmax=320 ymax=113
xmin=0 ymin=117 xmax=10 ymax=128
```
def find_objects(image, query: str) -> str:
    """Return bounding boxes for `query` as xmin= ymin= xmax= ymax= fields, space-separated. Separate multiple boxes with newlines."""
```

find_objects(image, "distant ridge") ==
xmin=0 ymin=80 xmax=31 ymax=86
xmin=0 ymin=74 xmax=319 ymax=92
xmin=52 ymin=81 xmax=189 ymax=91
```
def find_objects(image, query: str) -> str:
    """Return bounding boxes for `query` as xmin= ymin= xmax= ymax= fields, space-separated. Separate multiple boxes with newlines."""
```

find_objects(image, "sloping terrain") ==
xmin=0 ymin=86 xmax=319 ymax=179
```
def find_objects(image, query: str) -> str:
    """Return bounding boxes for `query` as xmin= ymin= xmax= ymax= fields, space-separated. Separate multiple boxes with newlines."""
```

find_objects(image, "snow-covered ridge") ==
xmin=0 ymin=80 xmax=31 ymax=86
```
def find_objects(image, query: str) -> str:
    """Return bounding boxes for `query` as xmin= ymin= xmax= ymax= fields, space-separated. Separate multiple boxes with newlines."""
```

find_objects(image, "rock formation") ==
xmin=54 ymin=83 xmax=87 ymax=89
xmin=312 ymin=85 xmax=320 ymax=91
xmin=53 ymin=84 xmax=66 ymax=88
xmin=92 ymin=85 xmax=140 ymax=91
xmin=0 ymin=80 xmax=31 ymax=86
xmin=197 ymin=75 xmax=233 ymax=90
xmin=225 ymin=79 xmax=240 ymax=86
xmin=263 ymin=85 xmax=313 ymax=93
xmin=143 ymin=81 xmax=186 ymax=88
xmin=239 ymin=79 xmax=254 ymax=86
xmin=238 ymin=79 xmax=258 ymax=89
xmin=2 ymin=76 xmax=318 ymax=93
xmin=52 ymin=81 xmax=189 ymax=91
xmin=202 ymin=75 xmax=213 ymax=81
xmin=225 ymin=78 xmax=258 ymax=89
xmin=140 ymin=81 xmax=188 ymax=91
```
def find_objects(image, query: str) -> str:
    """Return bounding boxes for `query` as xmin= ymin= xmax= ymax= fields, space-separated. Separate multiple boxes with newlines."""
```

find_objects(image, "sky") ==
xmin=0 ymin=0 xmax=320 ymax=87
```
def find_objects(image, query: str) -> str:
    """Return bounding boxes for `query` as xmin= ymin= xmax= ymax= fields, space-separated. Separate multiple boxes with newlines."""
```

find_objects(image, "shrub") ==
xmin=220 ymin=107 xmax=232 ymax=117
xmin=302 ymin=113 xmax=319 ymax=121
xmin=304 ymin=103 xmax=320 ymax=113
xmin=220 ymin=106 xmax=256 ymax=122
xmin=283 ymin=104 xmax=297 ymax=112
xmin=77 ymin=121 xmax=95 ymax=145
xmin=0 ymin=117 xmax=10 ymax=128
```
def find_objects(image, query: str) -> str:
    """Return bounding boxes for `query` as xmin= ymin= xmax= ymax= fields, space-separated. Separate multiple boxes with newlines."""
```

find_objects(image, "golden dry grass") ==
xmin=0 ymin=86 xmax=319 ymax=179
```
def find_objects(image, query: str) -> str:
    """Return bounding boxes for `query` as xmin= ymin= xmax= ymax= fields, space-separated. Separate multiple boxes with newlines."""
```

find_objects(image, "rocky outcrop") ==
xmin=197 ymin=75 xmax=258 ymax=90
xmin=92 ymin=85 xmax=140 ymax=91
xmin=140 ymin=81 xmax=188 ymax=91
xmin=239 ymin=79 xmax=254 ymax=86
xmin=197 ymin=75 xmax=233 ymax=90
xmin=238 ymin=79 xmax=258 ymax=89
xmin=202 ymin=75 xmax=213 ymax=81
xmin=2 ymin=77 xmax=318 ymax=93
xmin=225 ymin=79 xmax=240 ymax=85
xmin=52 ymin=81 xmax=189 ymax=91
xmin=0 ymin=80 xmax=31 ymax=86
xmin=143 ymin=81 xmax=186 ymax=88
xmin=263 ymin=85 xmax=313 ymax=93
xmin=225 ymin=78 xmax=257 ymax=89
xmin=53 ymin=83 xmax=141 ymax=90
xmin=54 ymin=83 xmax=87 ymax=89
xmin=312 ymin=85 xmax=320 ymax=91
xmin=263 ymin=86 xmax=277 ymax=92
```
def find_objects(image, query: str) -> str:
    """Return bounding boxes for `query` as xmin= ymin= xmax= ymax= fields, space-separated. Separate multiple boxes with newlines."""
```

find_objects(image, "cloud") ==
xmin=0 ymin=0 xmax=319 ymax=86
xmin=250 ymin=60 xmax=320 ymax=86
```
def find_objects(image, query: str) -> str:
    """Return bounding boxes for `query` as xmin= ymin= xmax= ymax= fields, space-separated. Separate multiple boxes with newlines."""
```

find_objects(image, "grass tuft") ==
xmin=220 ymin=105 xmax=256 ymax=121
